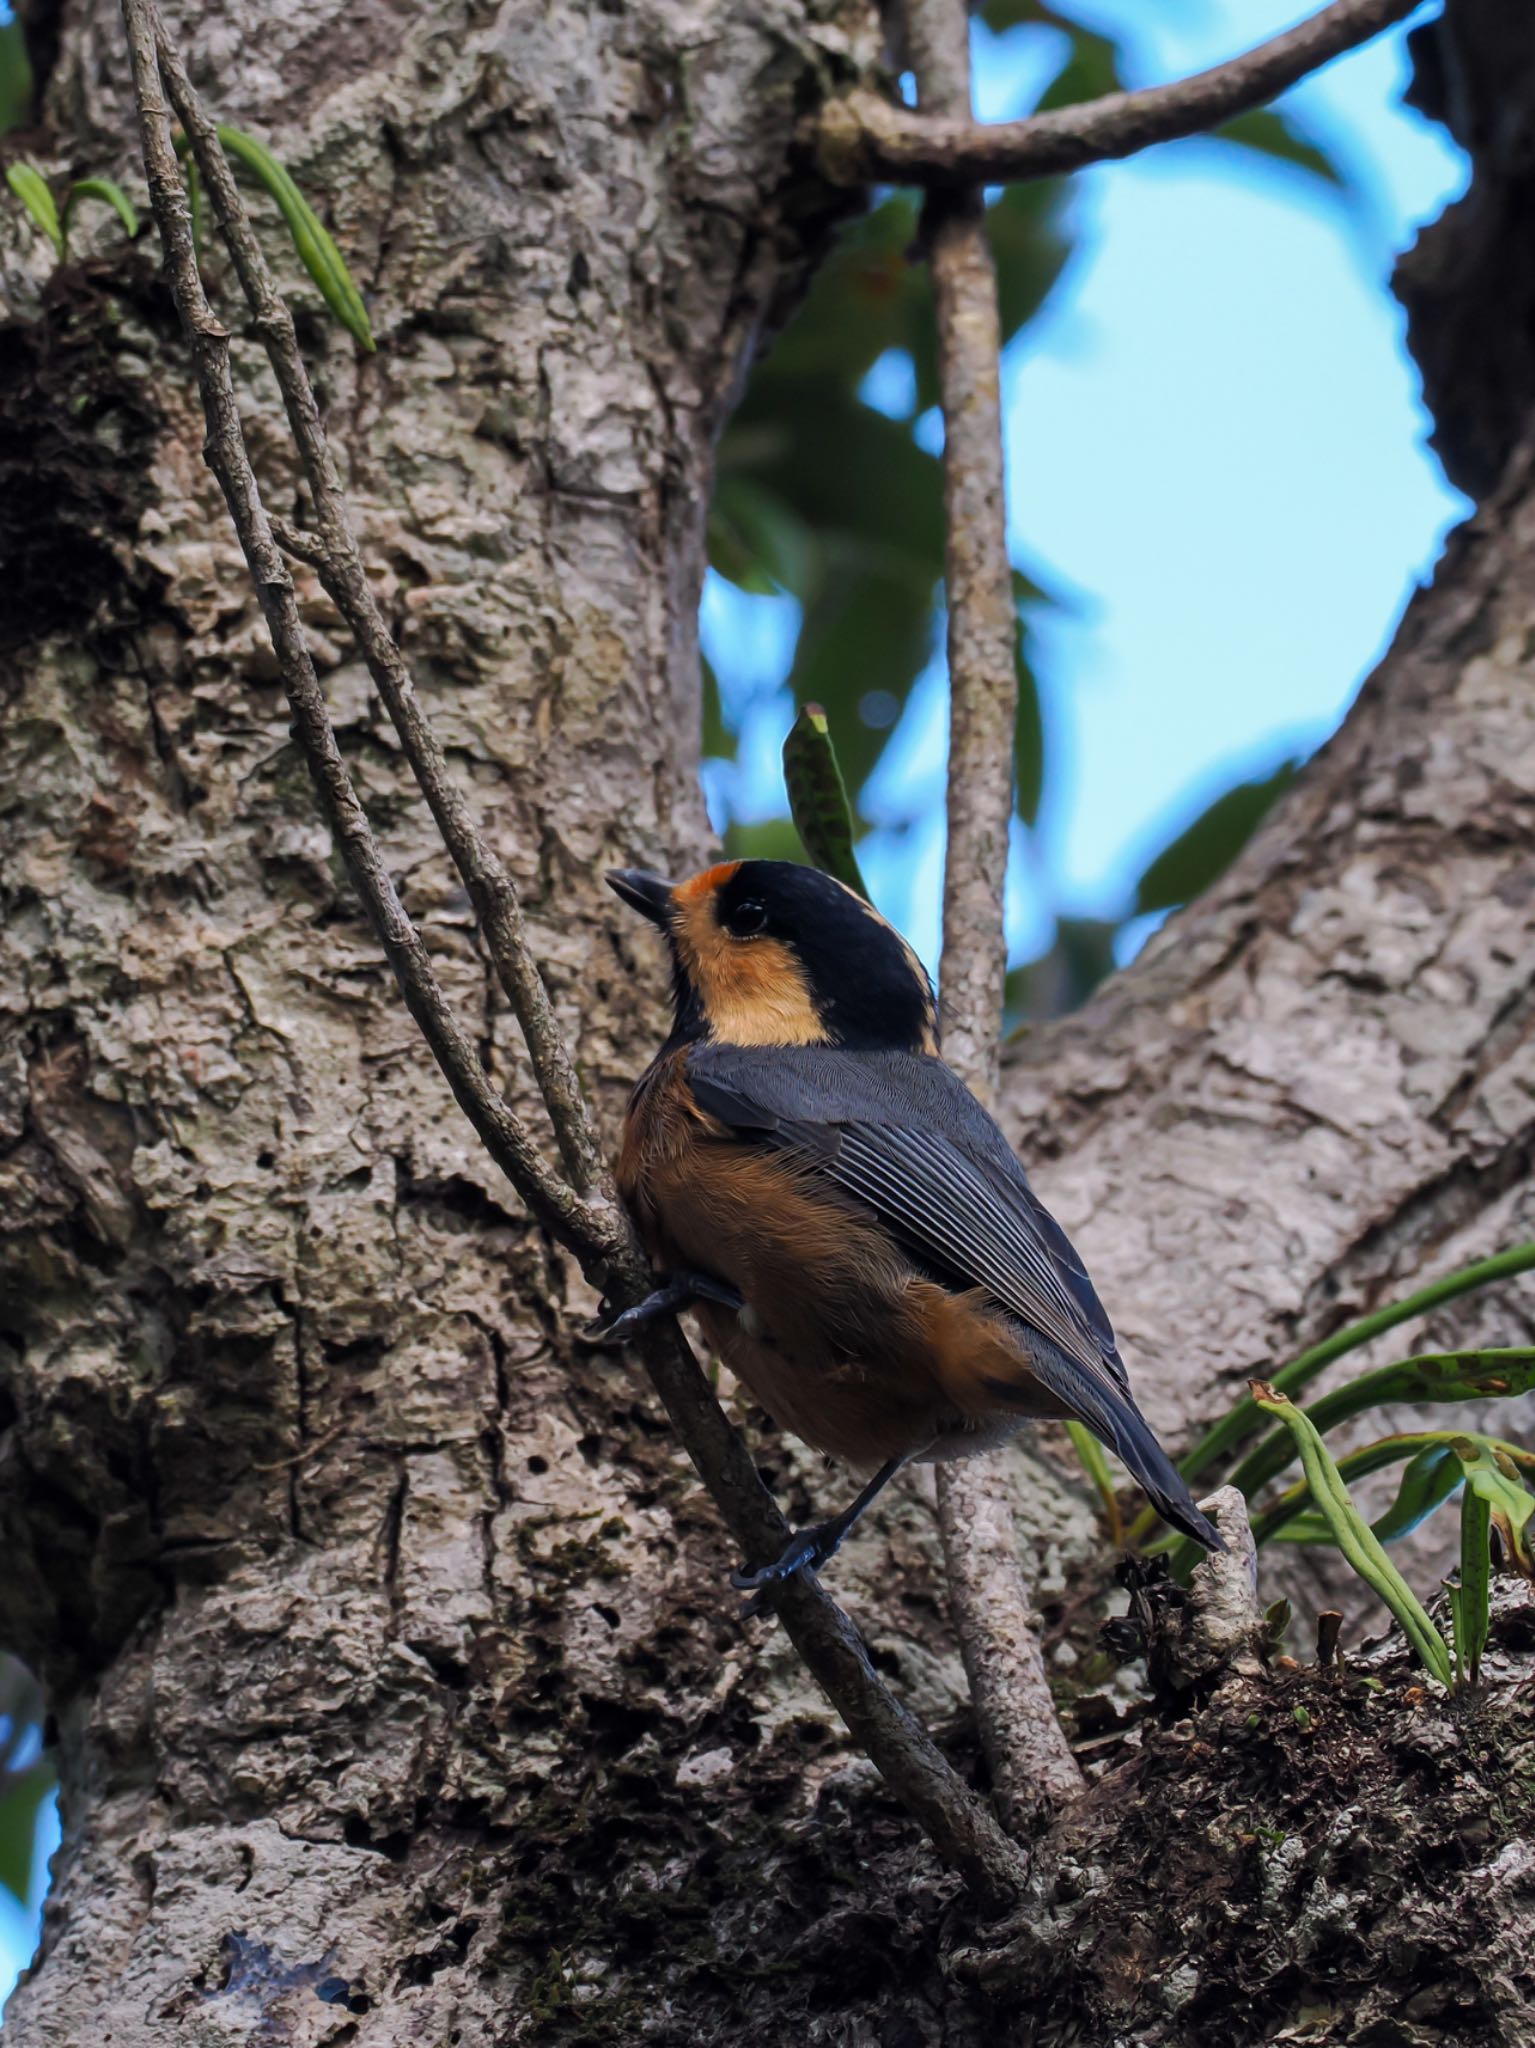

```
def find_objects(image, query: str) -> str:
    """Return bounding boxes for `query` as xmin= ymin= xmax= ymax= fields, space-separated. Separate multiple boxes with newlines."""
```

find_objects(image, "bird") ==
xmin=604 ymin=857 xmax=1220 ymax=1599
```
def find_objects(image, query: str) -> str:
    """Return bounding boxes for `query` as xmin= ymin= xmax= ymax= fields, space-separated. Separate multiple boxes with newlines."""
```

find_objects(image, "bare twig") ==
xmin=908 ymin=0 xmax=1086 ymax=1819
xmin=121 ymin=21 xmax=609 ymax=1267
xmin=937 ymin=1457 xmax=1084 ymax=1828
xmin=122 ymin=0 xmax=1027 ymax=1914
xmin=819 ymin=0 xmax=1415 ymax=188
xmin=151 ymin=9 xmax=603 ymax=1195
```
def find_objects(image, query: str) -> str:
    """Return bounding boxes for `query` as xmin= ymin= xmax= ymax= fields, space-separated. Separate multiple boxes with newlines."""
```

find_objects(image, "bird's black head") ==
xmin=607 ymin=859 xmax=939 ymax=1054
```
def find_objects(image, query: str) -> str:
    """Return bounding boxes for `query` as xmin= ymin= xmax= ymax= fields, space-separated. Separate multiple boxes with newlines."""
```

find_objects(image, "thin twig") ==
xmin=819 ymin=0 xmax=1415 ymax=188
xmin=908 ymin=0 xmax=1086 ymax=1820
xmin=120 ymin=26 xmax=609 ymax=1267
xmin=122 ymin=0 xmax=1027 ymax=1914
xmin=151 ymin=6 xmax=603 ymax=1195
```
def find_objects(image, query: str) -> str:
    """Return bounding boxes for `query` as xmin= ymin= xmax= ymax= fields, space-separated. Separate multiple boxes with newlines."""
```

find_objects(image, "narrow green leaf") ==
xmin=1065 ymin=1420 xmax=1122 ymax=1547
xmin=1370 ymin=1442 xmax=1467 ymax=1547
xmin=0 ymin=1759 xmax=51 ymax=1907
xmin=1227 ymin=1347 xmax=1535 ymax=1506
xmin=1454 ymin=1454 xmax=1492 ymax=1686
xmin=1134 ymin=760 xmax=1297 ymax=916
xmin=62 ymin=175 xmax=140 ymax=248
xmin=5 ymin=160 xmax=62 ymax=257
xmin=1250 ymin=1435 xmax=1470 ymax=1551
xmin=213 ymin=124 xmax=375 ymax=350
xmin=782 ymin=706 xmax=869 ymax=899
xmin=1172 ymin=1240 xmax=1535 ymax=1496
xmin=1268 ymin=1512 xmax=1335 ymax=1544
xmin=1250 ymin=1382 xmax=1453 ymax=1688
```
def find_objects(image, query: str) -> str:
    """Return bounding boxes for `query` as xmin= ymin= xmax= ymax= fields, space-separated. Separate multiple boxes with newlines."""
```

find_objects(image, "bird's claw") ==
xmin=730 ymin=1527 xmax=836 ymax=1616
xmin=583 ymin=1270 xmax=745 ymax=1346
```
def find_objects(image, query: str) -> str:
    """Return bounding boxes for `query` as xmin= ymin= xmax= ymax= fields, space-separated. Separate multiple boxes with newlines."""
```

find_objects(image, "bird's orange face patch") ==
xmin=673 ymin=861 xmax=743 ymax=906
xmin=670 ymin=872 xmax=827 ymax=1047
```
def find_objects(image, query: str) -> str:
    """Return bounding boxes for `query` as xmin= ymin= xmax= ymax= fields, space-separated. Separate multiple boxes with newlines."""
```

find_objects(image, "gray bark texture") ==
xmin=0 ymin=0 xmax=1533 ymax=2042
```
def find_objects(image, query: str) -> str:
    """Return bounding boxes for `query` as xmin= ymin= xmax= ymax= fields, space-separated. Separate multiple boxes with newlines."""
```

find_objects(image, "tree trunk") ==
xmin=1 ymin=1 xmax=1532 ymax=2043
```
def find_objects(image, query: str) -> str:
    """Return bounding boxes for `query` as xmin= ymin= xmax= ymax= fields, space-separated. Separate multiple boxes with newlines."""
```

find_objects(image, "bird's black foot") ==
xmin=730 ymin=1519 xmax=849 ymax=1616
xmin=729 ymin=1456 xmax=908 ymax=1617
xmin=731 ymin=1519 xmax=846 ymax=1593
xmin=586 ymin=1269 xmax=744 ymax=1344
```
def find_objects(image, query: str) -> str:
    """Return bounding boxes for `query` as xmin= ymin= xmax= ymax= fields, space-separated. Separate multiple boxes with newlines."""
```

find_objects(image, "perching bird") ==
xmin=606 ymin=858 xmax=1220 ymax=1596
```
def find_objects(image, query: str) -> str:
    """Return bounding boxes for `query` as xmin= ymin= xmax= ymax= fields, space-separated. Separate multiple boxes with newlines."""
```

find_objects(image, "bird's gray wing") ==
xmin=685 ymin=1042 xmax=1126 ymax=1393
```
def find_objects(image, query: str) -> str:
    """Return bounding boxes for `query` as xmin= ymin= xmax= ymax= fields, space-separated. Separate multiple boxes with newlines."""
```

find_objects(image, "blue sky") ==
xmin=703 ymin=0 xmax=1468 ymax=972
xmin=0 ymin=0 xmax=1470 ymax=2006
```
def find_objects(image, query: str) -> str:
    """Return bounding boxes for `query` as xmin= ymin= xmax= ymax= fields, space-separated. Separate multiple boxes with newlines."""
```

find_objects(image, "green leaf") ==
xmin=1004 ymin=917 xmax=1118 ymax=1028
xmin=1134 ymin=760 xmax=1298 ymax=916
xmin=707 ymin=475 xmax=817 ymax=598
xmin=1453 ymin=1436 xmax=1535 ymax=1581
xmin=724 ymin=391 xmax=945 ymax=577
xmin=1035 ymin=20 xmax=1125 ymax=112
xmin=700 ymin=653 xmax=729 ymax=761
xmin=753 ymin=193 xmax=926 ymax=396
xmin=5 ymin=160 xmax=61 ymax=257
xmin=62 ymin=175 xmax=140 ymax=249
xmin=0 ymin=18 xmax=34 ymax=137
xmin=1453 ymin=1458 xmax=1492 ymax=1687
xmin=782 ymin=705 xmax=869 ymax=899
xmin=1065 ymin=1420 xmax=1122 ymax=1547
xmin=1212 ymin=109 xmax=1347 ymax=192
xmin=1250 ymin=1382 xmax=1453 ymax=1688
xmin=212 ymin=124 xmax=375 ymax=350
xmin=1233 ymin=1430 xmax=1535 ymax=1566
xmin=988 ymin=180 xmax=1071 ymax=354
xmin=0 ymin=1760 xmax=51 ymax=1907
xmin=1267 ymin=1512 xmax=1338 ymax=1544
xmin=722 ymin=815 xmax=806 ymax=865
xmin=1250 ymin=1434 xmax=1470 ymax=1550
xmin=787 ymin=557 xmax=937 ymax=803
xmin=1014 ymin=617 xmax=1044 ymax=827
xmin=1172 ymin=1240 xmax=1535 ymax=1496
xmin=1228 ymin=1347 xmax=1535 ymax=1507
xmin=1372 ymin=1441 xmax=1468 ymax=1547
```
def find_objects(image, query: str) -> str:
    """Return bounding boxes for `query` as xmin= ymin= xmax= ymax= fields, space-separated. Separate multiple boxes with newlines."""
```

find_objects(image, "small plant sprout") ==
xmin=5 ymin=161 xmax=139 ymax=258
xmin=1252 ymin=1381 xmax=1454 ymax=1689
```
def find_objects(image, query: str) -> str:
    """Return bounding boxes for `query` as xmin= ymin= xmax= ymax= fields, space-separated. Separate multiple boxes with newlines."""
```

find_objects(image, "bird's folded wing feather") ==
xmin=686 ymin=1043 xmax=1129 ymax=1396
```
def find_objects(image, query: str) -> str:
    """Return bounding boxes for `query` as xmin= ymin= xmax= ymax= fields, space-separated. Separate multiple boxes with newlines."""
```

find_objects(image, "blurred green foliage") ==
xmin=0 ymin=18 xmax=31 ymax=138
xmin=705 ymin=0 xmax=1347 ymax=1020
xmin=0 ymin=1656 xmax=48 ymax=1910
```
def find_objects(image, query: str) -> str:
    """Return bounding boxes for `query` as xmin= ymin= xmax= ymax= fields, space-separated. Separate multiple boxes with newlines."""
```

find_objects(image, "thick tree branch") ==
xmin=122 ymin=0 xmax=1027 ymax=1915
xmin=819 ymin=0 xmax=1416 ymax=188
xmin=908 ymin=0 xmax=1086 ymax=1822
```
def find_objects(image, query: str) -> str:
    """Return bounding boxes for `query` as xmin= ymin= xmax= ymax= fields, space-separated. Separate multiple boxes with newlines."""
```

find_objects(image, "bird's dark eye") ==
xmin=726 ymin=898 xmax=768 ymax=938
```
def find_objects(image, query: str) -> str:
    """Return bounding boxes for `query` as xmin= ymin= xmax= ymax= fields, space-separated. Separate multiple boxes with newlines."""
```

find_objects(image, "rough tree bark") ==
xmin=0 ymin=1 xmax=1532 ymax=2044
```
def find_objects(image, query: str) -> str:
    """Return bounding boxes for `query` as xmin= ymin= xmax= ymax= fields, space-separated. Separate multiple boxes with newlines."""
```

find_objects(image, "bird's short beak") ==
xmin=606 ymin=868 xmax=677 ymax=929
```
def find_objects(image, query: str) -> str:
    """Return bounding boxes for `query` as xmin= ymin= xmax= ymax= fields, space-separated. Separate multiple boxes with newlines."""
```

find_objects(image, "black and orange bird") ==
xmin=605 ymin=858 xmax=1219 ymax=1596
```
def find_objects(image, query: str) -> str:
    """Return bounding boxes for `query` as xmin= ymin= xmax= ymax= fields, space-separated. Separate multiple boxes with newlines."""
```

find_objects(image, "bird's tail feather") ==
xmin=988 ymin=1348 xmax=1223 ymax=1552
